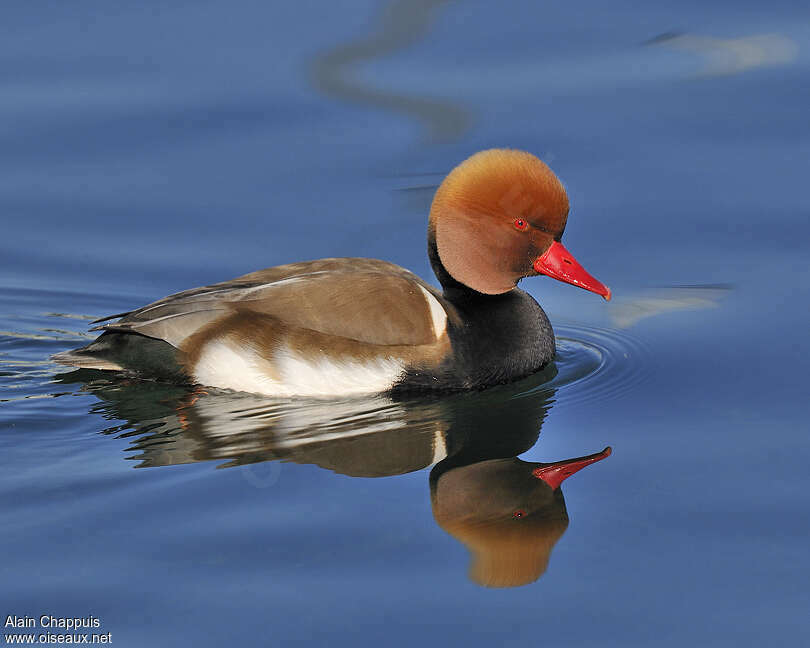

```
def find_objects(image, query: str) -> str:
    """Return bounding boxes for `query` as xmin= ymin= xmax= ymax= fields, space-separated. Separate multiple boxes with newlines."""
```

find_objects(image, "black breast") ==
xmin=394 ymin=287 xmax=554 ymax=393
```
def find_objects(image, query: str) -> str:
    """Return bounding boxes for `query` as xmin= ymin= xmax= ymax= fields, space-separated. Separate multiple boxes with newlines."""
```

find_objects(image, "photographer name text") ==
xmin=4 ymin=616 xmax=111 ymax=645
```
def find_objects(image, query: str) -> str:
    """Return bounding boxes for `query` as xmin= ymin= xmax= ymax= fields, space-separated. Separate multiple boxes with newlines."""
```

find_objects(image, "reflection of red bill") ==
xmin=532 ymin=446 xmax=612 ymax=490
xmin=534 ymin=241 xmax=611 ymax=300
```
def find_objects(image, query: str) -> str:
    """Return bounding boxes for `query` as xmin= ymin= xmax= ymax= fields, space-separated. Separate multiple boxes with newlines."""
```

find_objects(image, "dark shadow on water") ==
xmin=55 ymin=365 xmax=611 ymax=588
xmin=309 ymin=0 xmax=470 ymax=143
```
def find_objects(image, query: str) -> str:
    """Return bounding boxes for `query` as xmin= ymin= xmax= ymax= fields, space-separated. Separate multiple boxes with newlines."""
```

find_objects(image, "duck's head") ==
xmin=429 ymin=149 xmax=610 ymax=298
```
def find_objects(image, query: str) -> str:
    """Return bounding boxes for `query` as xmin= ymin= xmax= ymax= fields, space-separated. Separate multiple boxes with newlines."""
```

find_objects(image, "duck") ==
xmin=52 ymin=149 xmax=610 ymax=397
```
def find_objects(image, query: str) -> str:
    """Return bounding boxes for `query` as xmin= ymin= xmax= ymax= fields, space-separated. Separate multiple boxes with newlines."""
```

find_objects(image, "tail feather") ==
xmin=51 ymin=332 xmax=187 ymax=382
xmin=51 ymin=349 xmax=124 ymax=371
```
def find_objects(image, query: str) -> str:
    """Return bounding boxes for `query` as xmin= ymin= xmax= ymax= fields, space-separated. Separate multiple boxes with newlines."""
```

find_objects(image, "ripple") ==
xmin=0 ymin=329 xmax=89 ymax=341
xmin=42 ymin=312 xmax=97 ymax=321
xmin=0 ymin=286 xmax=128 ymax=405
xmin=520 ymin=323 xmax=652 ymax=408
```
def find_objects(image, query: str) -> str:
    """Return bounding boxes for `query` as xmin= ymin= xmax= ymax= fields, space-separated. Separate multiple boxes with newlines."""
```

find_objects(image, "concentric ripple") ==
xmin=520 ymin=323 xmax=652 ymax=408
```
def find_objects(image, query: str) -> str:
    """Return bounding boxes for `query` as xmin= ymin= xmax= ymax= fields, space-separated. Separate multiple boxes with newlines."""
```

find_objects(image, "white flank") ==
xmin=192 ymin=340 xmax=281 ymax=395
xmin=418 ymin=285 xmax=447 ymax=338
xmin=192 ymin=339 xmax=405 ymax=397
xmin=274 ymin=345 xmax=405 ymax=397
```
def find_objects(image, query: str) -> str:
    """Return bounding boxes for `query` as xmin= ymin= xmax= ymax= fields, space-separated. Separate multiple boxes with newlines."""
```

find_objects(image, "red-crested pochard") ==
xmin=53 ymin=149 xmax=609 ymax=396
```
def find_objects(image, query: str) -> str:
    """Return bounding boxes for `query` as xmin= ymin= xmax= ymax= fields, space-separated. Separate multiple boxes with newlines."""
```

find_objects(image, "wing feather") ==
xmin=92 ymin=259 xmax=449 ymax=349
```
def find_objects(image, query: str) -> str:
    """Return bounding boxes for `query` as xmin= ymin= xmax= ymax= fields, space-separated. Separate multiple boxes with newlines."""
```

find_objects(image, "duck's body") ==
xmin=53 ymin=149 xmax=609 ymax=397
xmin=55 ymin=257 xmax=553 ymax=396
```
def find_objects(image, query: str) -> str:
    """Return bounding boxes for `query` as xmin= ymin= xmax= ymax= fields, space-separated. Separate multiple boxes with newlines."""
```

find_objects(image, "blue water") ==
xmin=2 ymin=1 xmax=809 ymax=646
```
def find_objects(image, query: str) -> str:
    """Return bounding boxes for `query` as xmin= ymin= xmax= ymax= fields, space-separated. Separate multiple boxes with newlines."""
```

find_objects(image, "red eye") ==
xmin=513 ymin=219 xmax=528 ymax=231
xmin=512 ymin=510 xmax=525 ymax=519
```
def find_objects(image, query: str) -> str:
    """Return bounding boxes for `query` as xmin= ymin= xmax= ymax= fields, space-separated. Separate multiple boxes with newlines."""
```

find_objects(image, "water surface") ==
xmin=2 ymin=1 xmax=809 ymax=646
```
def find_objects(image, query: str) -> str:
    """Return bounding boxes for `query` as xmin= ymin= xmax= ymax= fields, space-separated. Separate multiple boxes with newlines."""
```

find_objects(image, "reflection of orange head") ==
xmin=430 ymin=457 xmax=569 ymax=588
xmin=430 ymin=449 xmax=611 ymax=588
xmin=436 ymin=500 xmax=569 ymax=588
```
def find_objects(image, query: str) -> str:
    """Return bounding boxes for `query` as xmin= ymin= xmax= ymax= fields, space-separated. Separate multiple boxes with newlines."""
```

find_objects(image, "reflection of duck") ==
xmin=430 ymin=448 xmax=610 ymax=588
xmin=58 ymin=367 xmax=610 ymax=588
xmin=59 ymin=366 xmax=557 ymax=475
xmin=53 ymin=149 xmax=609 ymax=397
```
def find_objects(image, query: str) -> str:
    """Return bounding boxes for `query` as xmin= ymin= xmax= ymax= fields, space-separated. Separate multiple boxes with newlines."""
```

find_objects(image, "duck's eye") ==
xmin=512 ymin=510 xmax=525 ymax=519
xmin=513 ymin=219 xmax=528 ymax=231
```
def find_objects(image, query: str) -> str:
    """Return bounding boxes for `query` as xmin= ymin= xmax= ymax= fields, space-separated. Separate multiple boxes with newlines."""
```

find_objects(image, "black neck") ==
xmin=425 ymin=222 xmax=554 ymax=389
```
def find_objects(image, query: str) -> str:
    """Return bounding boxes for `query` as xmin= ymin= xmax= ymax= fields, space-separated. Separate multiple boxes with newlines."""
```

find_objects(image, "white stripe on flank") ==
xmin=192 ymin=339 xmax=405 ymax=397
xmin=274 ymin=345 xmax=404 ymax=397
xmin=418 ymin=285 xmax=447 ymax=338
xmin=192 ymin=340 xmax=280 ymax=395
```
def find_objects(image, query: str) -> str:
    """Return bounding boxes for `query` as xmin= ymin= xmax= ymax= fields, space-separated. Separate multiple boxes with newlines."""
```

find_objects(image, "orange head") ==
xmin=429 ymin=149 xmax=610 ymax=298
